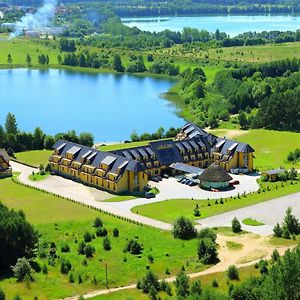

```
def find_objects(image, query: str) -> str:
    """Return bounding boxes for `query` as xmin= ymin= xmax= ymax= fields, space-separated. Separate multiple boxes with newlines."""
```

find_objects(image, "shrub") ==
xmin=271 ymin=249 xmax=280 ymax=262
xmin=61 ymin=243 xmax=70 ymax=253
xmin=96 ymin=227 xmax=108 ymax=237
xmin=0 ymin=289 xmax=5 ymax=300
xmin=93 ymin=217 xmax=103 ymax=228
xmin=11 ymin=257 xmax=33 ymax=281
xmin=283 ymin=207 xmax=300 ymax=235
xmin=124 ymin=239 xmax=143 ymax=255
xmin=174 ymin=271 xmax=190 ymax=298
xmin=42 ymin=264 xmax=48 ymax=274
xmin=198 ymin=238 xmax=218 ymax=264
xmin=113 ymin=228 xmax=119 ymax=237
xmin=103 ymin=237 xmax=111 ymax=251
xmin=258 ymin=259 xmax=268 ymax=274
xmin=198 ymin=228 xmax=217 ymax=242
xmin=212 ymin=278 xmax=219 ymax=287
xmin=193 ymin=204 xmax=201 ymax=217
xmin=172 ymin=216 xmax=197 ymax=240
xmin=84 ymin=244 xmax=95 ymax=258
xmin=60 ymin=259 xmax=72 ymax=274
xmin=227 ymin=265 xmax=239 ymax=280
xmin=69 ymin=272 xmax=74 ymax=283
xmin=232 ymin=217 xmax=242 ymax=233
xmin=78 ymin=274 xmax=83 ymax=284
xmin=190 ymin=280 xmax=202 ymax=296
xmin=78 ymin=241 xmax=86 ymax=255
xmin=273 ymin=223 xmax=282 ymax=237
xmin=148 ymin=254 xmax=154 ymax=264
xmin=83 ymin=232 xmax=92 ymax=243
xmin=137 ymin=270 xmax=160 ymax=293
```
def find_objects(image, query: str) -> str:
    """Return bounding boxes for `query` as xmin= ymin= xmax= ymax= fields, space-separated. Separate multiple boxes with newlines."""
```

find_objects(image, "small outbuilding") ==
xmin=261 ymin=168 xmax=285 ymax=181
xmin=198 ymin=163 xmax=233 ymax=189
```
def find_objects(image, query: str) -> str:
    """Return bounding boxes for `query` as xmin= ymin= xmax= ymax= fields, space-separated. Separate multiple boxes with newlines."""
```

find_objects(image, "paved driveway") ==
xmin=107 ymin=174 xmax=259 ymax=211
xmin=196 ymin=192 xmax=300 ymax=235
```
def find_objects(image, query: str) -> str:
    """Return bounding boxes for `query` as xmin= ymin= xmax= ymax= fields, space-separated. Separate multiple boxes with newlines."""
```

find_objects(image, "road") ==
xmin=10 ymin=161 xmax=300 ymax=235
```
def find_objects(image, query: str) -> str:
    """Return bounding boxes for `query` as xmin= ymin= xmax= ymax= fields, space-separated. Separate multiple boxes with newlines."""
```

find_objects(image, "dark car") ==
xmin=230 ymin=180 xmax=240 ymax=185
xmin=188 ymin=181 xmax=197 ymax=186
xmin=181 ymin=178 xmax=188 ymax=184
xmin=145 ymin=192 xmax=155 ymax=198
xmin=151 ymin=177 xmax=159 ymax=183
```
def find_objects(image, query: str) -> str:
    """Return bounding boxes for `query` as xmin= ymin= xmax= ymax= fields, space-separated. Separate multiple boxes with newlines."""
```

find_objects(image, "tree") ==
xmin=124 ymin=239 xmax=143 ymax=255
xmin=113 ymin=228 xmax=119 ymax=237
xmin=93 ymin=217 xmax=103 ymax=228
xmin=5 ymin=113 xmax=18 ymax=135
xmin=79 ymin=132 xmax=94 ymax=147
xmin=7 ymin=53 xmax=12 ymax=65
xmin=198 ymin=228 xmax=217 ymax=242
xmin=11 ymin=257 xmax=33 ymax=281
xmin=103 ymin=237 xmax=111 ymax=251
xmin=273 ymin=223 xmax=282 ymax=237
xmin=44 ymin=135 xmax=55 ymax=150
xmin=172 ymin=216 xmax=197 ymax=240
xmin=238 ymin=110 xmax=248 ymax=129
xmin=198 ymin=238 xmax=218 ymax=264
xmin=38 ymin=54 xmax=46 ymax=65
xmin=174 ymin=271 xmax=190 ymax=298
xmin=60 ymin=258 xmax=72 ymax=274
xmin=232 ymin=217 xmax=242 ymax=233
xmin=113 ymin=54 xmax=124 ymax=72
xmin=190 ymin=280 xmax=202 ymax=296
xmin=137 ymin=270 xmax=160 ymax=294
xmin=84 ymin=244 xmax=95 ymax=258
xmin=0 ymin=203 xmax=38 ymax=270
xmin=26 ymin=54 xmax=32 ymax=67
xmin=283 ymin=207 xmax=300 ymax=235
xmin=227 ymin=265 xmax=239 ymax=280
xmin=33 ymin=127 xmax=45 ymax=149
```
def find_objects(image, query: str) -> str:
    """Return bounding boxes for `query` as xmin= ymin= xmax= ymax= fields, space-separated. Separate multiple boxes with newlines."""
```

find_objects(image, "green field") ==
xmin=242 ymin=218 xmax=265 ymax=226
xmin=14 ymin=150 xmax=52 ymax=167
xmin=0 ymin=177 xmax=207 ymax=300
xmin=162 ymin=42 xmax=300 ymax=64
xmin=132 ymin=181 xmax=300 ymax=224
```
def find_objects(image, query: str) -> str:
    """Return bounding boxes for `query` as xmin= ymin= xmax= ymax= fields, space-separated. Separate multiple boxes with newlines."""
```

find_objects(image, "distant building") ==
xmin=49 ymin=122 xmax=255 ymax=194
xmin=0 ymin=149 xmax=12 ymax=178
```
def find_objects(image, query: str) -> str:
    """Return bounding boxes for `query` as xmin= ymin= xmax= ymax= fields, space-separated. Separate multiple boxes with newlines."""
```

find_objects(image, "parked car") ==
xmin=145 ymin=192 xmax=155 ymax=198
xmin=211 ymin=188 xmax=220 ymax=192
xmin=177 ymin=177 xmax=184 ymax=183
xmin=181 ymin=178 xmax=188 ymax=184
xmin=157 ymin=176 xmax=163 ymax=181
xmin=230 ymin=180 xmax=240 ymax=185
xmin=192 ymin=174 xmax=198 ymax=179
xmin=151 ymin=177 xmax=159 ymax=183
xmin=185 ymin=179 xmax=192 ymax=185
xmin=163 ymin=174 xmax=169 ymax=179
xmin=188 ymin=181 xmax=197 ymax=186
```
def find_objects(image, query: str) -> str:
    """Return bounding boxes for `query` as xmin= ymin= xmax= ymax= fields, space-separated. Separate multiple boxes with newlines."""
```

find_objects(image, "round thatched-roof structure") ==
xmin=199 ymin=164 xmax=232 ymax=189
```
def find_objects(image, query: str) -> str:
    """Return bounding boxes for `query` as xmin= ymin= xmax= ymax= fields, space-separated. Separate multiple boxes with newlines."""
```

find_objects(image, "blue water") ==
xmin=0 ymin=69 xmax=183 ymax=142
xmin=122 ymin=14 xmax=300 ymax=36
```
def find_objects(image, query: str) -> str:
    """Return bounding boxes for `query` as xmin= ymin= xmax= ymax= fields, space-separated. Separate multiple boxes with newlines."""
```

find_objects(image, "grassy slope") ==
xmin=14 ymin=150 xmax=52 ymax=167
xmin=132 ymin=181 xmax=300 ymax=224
xmin=0 ymin=178 xmax=205 ymax=299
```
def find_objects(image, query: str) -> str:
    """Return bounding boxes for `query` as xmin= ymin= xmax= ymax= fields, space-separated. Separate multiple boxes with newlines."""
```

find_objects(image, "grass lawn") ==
xmin=29 ymin=171 xmax=50 ymax=181
xmin=210 ymin=129 xmax=300 ymax=170
xmin=0 ymin=177 xmax=207 ymax=300
xmin=226 ymin=241 xmax=243 ymax=250
xmin=132 ymin=181 xmax=300 ymax=224
xmin=242 ymin=218 xmax=265 ymax=226
xmin=14 ymin=150 xmax=52 ymax=168
xmin=103 ymin=195 xmax=137 ymax=202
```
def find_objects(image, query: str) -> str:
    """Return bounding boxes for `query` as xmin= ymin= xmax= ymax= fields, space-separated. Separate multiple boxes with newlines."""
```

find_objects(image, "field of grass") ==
xmin=210 ymin=129 xmax=300 ymax=170
xmin=103 ymin=195 xmax=137 ymax=202
xmin=132 ymin=180 xmax=300 ymax=224
xmin=226 ymin=241 xmax=243 ymax=250
xmin=242 ymin=218 xmax=265 ymax=226
xmin=0 ymin=177 xmax=207 ymax=300
xmin=163 ymin=42 xmax=300 ymax=64
xmin=14 ymin=149 xmax=52 ymax=167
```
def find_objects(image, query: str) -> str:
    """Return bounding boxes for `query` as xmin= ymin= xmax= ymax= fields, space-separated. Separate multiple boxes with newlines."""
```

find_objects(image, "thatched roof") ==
xmin=199 ymin=164 xmax=232 ymax=182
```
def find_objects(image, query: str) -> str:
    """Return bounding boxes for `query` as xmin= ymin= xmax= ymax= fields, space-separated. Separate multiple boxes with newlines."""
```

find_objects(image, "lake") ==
xmin=122 ymin=14 xmax=300 ymax=36
xmin=0 ymin=69 xmax=183 ymax=142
